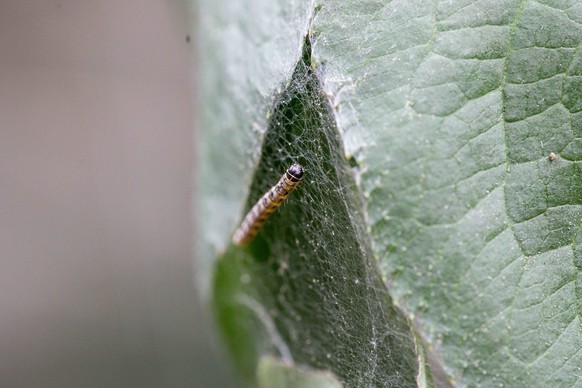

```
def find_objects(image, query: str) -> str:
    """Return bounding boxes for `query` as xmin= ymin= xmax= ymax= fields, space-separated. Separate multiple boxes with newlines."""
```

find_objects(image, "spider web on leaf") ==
xmin=214 ymin=36 xmax=420 ymax=387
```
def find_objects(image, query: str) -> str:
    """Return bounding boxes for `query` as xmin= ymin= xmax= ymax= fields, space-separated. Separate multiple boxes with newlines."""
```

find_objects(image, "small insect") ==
xmin=232 ymin=164 xmax=304 ymax=247
xmin=549 ymin=152 xmax=556 ymax=161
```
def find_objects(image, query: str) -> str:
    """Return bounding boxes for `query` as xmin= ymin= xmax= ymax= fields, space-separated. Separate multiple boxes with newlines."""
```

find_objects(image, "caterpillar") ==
xmin=232 ymin=164 xmax=304 ymax=247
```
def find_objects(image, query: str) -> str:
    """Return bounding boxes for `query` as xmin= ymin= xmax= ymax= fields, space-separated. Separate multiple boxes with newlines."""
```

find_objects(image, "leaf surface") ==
xmin=198 ymin=0 xmax=582 ymax=386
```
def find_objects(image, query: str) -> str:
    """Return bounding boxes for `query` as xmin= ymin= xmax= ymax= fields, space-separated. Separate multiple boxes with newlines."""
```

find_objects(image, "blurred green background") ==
xmin=0 ymin=1 xmax=235 ymax=387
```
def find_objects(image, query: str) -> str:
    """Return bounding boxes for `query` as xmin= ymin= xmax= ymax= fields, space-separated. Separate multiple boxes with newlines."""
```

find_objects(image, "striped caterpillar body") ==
xmin=232 ymin=164 xmax=304 ymax=247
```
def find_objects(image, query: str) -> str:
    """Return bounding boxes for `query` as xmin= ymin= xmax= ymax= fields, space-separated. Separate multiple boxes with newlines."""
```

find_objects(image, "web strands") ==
xmin=236 ymin=51 xmax=418 ymax=386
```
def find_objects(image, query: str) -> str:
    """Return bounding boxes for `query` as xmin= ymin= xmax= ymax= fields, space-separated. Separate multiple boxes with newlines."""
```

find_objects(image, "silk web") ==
xmin=215 ymin=36 xmax=421 ymax=387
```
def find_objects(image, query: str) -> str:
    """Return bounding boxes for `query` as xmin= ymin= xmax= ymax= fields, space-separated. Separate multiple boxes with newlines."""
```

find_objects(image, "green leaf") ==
xmin=197 ymin=0 xmax=582 ymax=386
xmin=257 ymin=356 xmax=342 ymax=388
